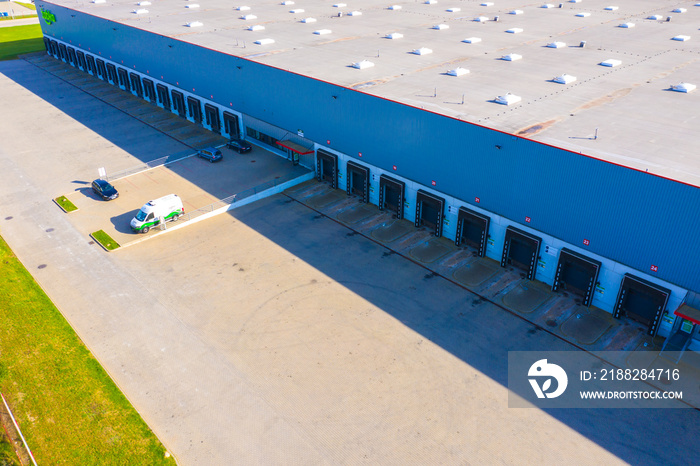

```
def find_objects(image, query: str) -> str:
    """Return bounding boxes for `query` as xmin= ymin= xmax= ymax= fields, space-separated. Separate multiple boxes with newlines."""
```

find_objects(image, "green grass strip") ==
xmin=91 ymin=230 xmax=120 ymax=251
xmin=0 ymin=24 xmax=44 ymax=61
xmin=0 ymin=434 xmax=20 ymax=466
xmin=54 ymin=196 xmax=78 ymax=213
xmin=0 ymin=235 xmax=174 ymax=464
xmin=15 ymin=2 xmax=37 ymax=11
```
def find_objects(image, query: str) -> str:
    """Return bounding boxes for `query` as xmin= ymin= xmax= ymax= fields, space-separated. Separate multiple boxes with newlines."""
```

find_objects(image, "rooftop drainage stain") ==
xmin=516 ymin=120 xmax=557 ymax=135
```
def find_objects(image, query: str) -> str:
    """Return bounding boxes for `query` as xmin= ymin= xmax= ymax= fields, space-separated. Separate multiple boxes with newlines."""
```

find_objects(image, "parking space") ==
xmin=64 ymin=145 xmax=309 ymax=246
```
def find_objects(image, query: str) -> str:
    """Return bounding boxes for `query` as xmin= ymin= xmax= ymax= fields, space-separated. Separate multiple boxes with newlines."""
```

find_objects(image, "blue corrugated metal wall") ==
xmin=39 ymin=3 xmax=700 ymax=292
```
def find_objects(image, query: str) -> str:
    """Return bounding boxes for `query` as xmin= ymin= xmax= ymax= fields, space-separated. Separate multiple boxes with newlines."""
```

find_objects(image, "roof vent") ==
xmin=241 ymin=14 xmax=257 ymax=20
xmin=618 ymin=22 xmax=634 ymax=28
xmin=185 ymin=4 xmax=199 ymax=8
xmin=333 ymin=3 xmax=347 ymax=7
xmin=425 ymin=0 xmax=438 ymax=4
xmin=238 ymin=6 xmax=251 ymax=11
xmin=93 ymin=0 xmax=106 ymax=3
xmin=447 ymin=67 xmax=469 ymax=76
xmin=547 ymin=41 xmax=566 ymax=48
xmin=510 ymin=9 xmax=524 ymax=14
xmin=248 ymin=25 xmax=265 ymax=31
xmin=412 ymin=47 xmax=433 ymax=55
xmin=290 ymin=9 xmax=304 ymax=13
xmin=281 ymin=1 xmax=294 ymax=4
xmin=506 ymin=28 xmax=523 ymax=33
xmin=501 ymin=53 xmax=522 ymax=61
xmin=474 ymin=16 xmax=489 ymax=22
xmin=348 ymin=10 xmax=362 ymax=16
xmin=672 ymin=8 xmax=686 ymax=13
xmin=352 ymin=60 xmax=375 ymax=69
xmin=576 ymin=12 xmax=591 ymax=17
xmin=604 ymin=6 xmax=618 ymax=11
xmin=569 ymin=0 xmax=581 ymax=3
xmin=433 ymin=24 xmax=449 ymax=30
xmin=671 ymin=82 xmax=696 ymax=92
xmin=255 ymin=38 xmax=275 ymax=45
xmin=599 ymin=59 xmax=621 ymax=67
xmin=541 ymin=3 xmax=554 ymax=7
xmin=495 ymin=93 xmax=521 ymax=105
xmin=672 ymin=35 xmax=690 ymax=41
xmin=314 ymin=29 xmax=332 ymax=35
xmin=481 ymin=2 xmax=494 ymax=6
xmin=447 ymin=7 xmax=461 ymax=12
xmin=386 ymin=32 xmax=404 ymax=39
xmin=187 ymin=21 xmax=203 ymax=27
xmin=302 ymin=17 xmax=317 ymax=23
xmin=389 ymin=5 xmax=402 ymax=9
xmin=463 ymin=37 xmax=482 ymax=43
xmin=553 ymin=74 xmax=576 ymax=84
xmin=133 ymin=8 xmax=148 ymax=14
xmin=647 ymin=14 xmax=662 ymax=20
xmin=138 ymin=1 xmax=151 ymax=5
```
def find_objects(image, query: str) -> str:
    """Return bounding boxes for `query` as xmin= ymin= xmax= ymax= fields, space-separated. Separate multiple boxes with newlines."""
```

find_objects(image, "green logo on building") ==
xmin=42 ymin=10 xmax=56 ymax=25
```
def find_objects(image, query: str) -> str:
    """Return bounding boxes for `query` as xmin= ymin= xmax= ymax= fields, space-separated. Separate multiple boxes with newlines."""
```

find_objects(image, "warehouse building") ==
xmin=36 ymin=0 xmax=700 ymax=351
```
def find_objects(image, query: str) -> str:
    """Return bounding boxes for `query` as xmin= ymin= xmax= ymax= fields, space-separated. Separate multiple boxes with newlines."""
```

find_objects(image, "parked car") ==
xmin=91 ymin=179 xmax=119 ymax=201
xmin=196 ymin=147 xmax=223 ymax=162
xmin=227 ymin=138 xmax=252 ymax=153
xmin=130 ymin=194 xmax=184 ymax=234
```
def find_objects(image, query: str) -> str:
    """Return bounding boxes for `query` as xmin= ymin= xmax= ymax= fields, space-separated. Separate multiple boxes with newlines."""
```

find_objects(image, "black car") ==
xmin=196 ymin=147 xmax=223 ymax=162
xmin=91 ymin=179 xmax=119 ymax=201
xmin=226 ymin=138 xmax=252 ymax=153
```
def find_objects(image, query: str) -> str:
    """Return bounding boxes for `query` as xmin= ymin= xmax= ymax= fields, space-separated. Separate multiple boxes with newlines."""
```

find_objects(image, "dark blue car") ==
xmin=91 ymin=179 xmax=119 ymax=201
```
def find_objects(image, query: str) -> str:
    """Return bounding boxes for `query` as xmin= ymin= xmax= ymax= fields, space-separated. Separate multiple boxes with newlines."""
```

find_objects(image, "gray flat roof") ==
xmin=53 ymin=0 xmax=700 ymax=185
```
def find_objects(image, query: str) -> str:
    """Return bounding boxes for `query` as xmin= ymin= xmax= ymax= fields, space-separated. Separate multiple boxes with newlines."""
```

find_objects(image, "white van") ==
xmin=130 ymin=194 xmax=184 ymax=233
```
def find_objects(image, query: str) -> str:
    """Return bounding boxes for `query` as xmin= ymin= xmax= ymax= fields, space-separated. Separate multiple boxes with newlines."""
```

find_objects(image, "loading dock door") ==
xmin=66 ymin=47 xmax=76 ymax=66
xmin=85 ymin=55 xmax=96 ymax=75
xmin=95 ymin=59 xmax=107 ymax=81
xmin=223 ymin=112 xmax=239 ymax=138
xmin=187 ymin=96 xmax=203 ymax=125
xmin=415 ymin=190 xmax=445 ymax=237
xmin=346 ymin=161 xmax=369 ymax=202
xmin=49 ymin=40 xmax=58 ymax=58
xmin=156 ymin=84 xmax=170 ymax=110
xmin=76 ymin=50 xmax=86 ymax=70
xmin=455 ymin=207 xmax=490 ymax=256
xmin=142 ymin=78 xmax=156 ymax=102
xmin=316 ymin=149 xmax=338 ymax=188
xmin=43 ymin=37 xmax=51 ymax=55
xmin=106 ymin=63 xmax=117 ymax=84
xmin=552 ymin=248 xmax=601 ymax=307
xmin=129 ymin=73 xmax=143 ymax=98
xmin=58 ymin=43 xmax=67 ymax=62
xmin=501 ymin=226 xmax=542 ymax=280
xmin=205 ymin=104 xmax=221 ymax=134
xmin=171 ymin=90 xmax=186 ymax=117
xmin=614 ymin=274 xmax=670 ymax=336
xmin=117 ymin=68 xmax=129 ymax=91
xmin=378 ymin=175 xmax=405 ymax=219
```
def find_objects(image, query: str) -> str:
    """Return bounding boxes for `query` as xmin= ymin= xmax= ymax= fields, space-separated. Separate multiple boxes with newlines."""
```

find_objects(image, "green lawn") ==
xmin=91 ymin=229 xmax=120 ymax=251
xmin=0 ymin=234 xmax=175 ymax=465
xmin=0 ymin=24 xmax=44 ymax=61
xmin=15 ymin=2 xmax=37 ymax=11
xmin=54 ymin=196 xmax=78 ymax=213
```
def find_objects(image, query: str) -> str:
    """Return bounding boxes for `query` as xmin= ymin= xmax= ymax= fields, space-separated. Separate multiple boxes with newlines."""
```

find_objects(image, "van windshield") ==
xmin=136 ymin=210 xmax=148 ymax=221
